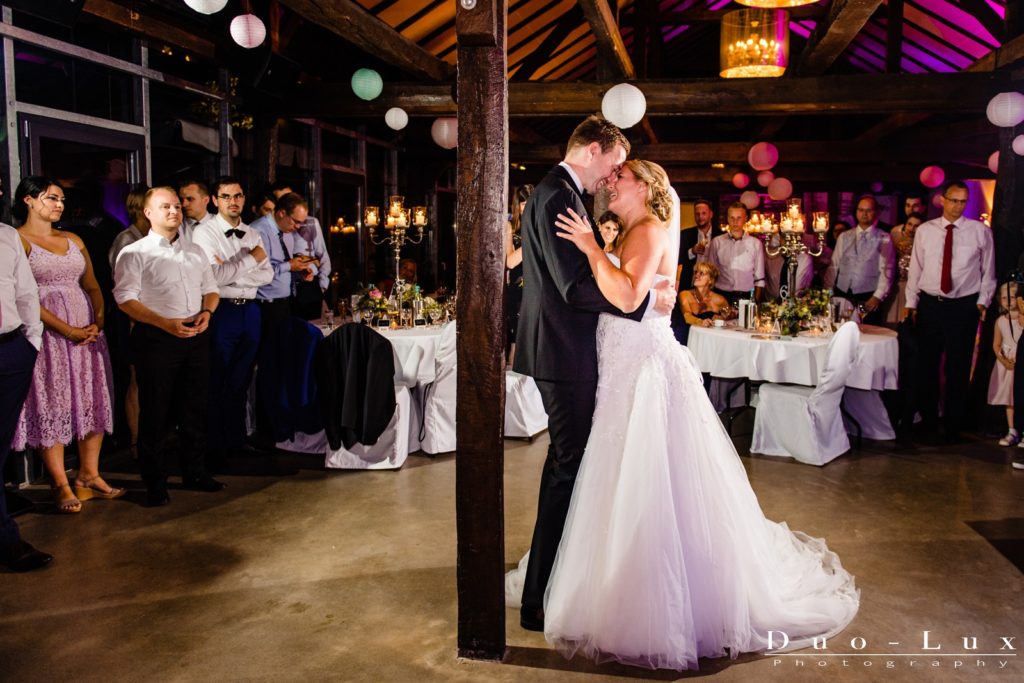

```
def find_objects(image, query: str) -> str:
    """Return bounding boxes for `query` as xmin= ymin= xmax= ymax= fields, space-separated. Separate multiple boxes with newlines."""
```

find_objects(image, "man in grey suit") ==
xmin=514 ymin=115 xmax=675 ymax=630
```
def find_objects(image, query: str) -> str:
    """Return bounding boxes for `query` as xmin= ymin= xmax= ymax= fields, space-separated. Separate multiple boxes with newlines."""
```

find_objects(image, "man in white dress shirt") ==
xmin=0 ymin=224 xmax=51 ymax=571
xmin=903 ymin=181 xmax=995 ymax=440
xmin=191 ymin=177 xmax=273 ymax=465
xmin=178 ymin=179 xmax=212 ymax=242
xmin=113 ymin=188 xmax=223 ymax=506
xmin=832 ymin=195 xmax=896 ymax=325
xmin=707 ymin=202 xmax=765 ymax=306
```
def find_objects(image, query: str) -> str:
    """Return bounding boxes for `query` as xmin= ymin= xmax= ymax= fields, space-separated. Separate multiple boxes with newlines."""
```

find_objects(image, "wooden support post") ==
xmin=455 ymin=0 xmax=507 ymax=663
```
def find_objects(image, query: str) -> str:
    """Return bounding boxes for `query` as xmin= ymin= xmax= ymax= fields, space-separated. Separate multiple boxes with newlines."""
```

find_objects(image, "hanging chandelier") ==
xmin=735 ymin=0 xmax=817 ymax=7
xmin=720 ymin=8 xmax=789 ymax=79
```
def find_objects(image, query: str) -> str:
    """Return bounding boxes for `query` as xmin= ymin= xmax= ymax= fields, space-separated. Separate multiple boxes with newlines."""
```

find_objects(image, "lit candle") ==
xmin=364 ymin=207 xmax=378 ymax=227
xmin=386 ymin=215 xmax=396 ymax=228
xmin=413 ymin=207 xmax=427 ymax=227
xmin=780 ymin=216 xmax=793 ymax=232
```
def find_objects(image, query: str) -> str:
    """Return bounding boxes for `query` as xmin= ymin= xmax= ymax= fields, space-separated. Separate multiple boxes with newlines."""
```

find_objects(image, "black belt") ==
xmin=222 ymin=298 xmax=255 ymax=306
xmin=256 ymin=297 xmax=290 ymax=304
xmin=0 ymin=325 xmax=24 ymax=343
xmin=920 ymin=292 xmax=977 ymax=304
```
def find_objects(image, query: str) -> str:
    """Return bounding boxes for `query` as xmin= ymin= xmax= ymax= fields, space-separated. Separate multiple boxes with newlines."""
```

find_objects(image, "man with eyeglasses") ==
xmin=904 ymin=180 xmax=995 ymax=442
xmin=268 ymin=183 xmax=332 ymax=320
xmin=250 ymin=192 xmax=318 ymax=329
xmin=832 ymin=195 xmax=896 ymax=325
xmin=191 ymin=176 xmax=273 ymax=467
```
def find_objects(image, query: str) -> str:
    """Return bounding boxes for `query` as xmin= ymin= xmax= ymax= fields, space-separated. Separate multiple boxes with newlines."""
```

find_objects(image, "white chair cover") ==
xmin=751 ymin=322 xmax=861 ymax=466
xmin=504 ymin=370 xmax=548 ymax=439
xmin=842 ymin=387 xmax=896 ymax=440
xmin=420 ymin=321 xmax=457 ymax=455
xmin=324 ymin=384 xmax=411 ymax=470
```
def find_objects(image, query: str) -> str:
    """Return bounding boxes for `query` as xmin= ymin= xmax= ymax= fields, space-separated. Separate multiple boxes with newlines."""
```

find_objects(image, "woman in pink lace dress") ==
xmin=12 ymin=176 xmax=122 ymax=513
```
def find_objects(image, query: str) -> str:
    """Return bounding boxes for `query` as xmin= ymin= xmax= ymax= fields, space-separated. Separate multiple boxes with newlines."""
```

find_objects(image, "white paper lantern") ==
xmin=184 ymin=0 xmax=228 ymax=14
xmin=601 ymin=83 xmax=647 ymax=129
xmin=431 ymin=118 xmax=458 ymax=149
xmin=988 ymin=151 xmax=1000 ymax=174
xmin=756 ymin=170 xmax=774 ymax=187
xmin=1014 ymin=135 xmax=1024 ymax=156
xmin=740 ymin=190 xmax=760 ymax=209
xmin=351 ymin=69 xmax=383 ymax=101
xmin=986 ymin=92 xmax=1024 ymax=128
xmin=230 ymin=14 xmax=266 ymax=49
xmin=385 ymin=107 xmax=408 ymax=131
xmin=767 ymin=177 xmax=793 ymax=201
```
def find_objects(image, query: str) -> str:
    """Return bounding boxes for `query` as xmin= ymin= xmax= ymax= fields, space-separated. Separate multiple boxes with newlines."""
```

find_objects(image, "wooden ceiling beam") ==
xmin=509 ymin=139 xmax=996 ymax=165
xmin=272 ymin=72 xmax=1006 ymax=117
xmin=578 ymin=0 xmax=635 ymax=79
xmin=795 ymin=0 xmax=885 ymax=75
xmin=278 ymin=0 xmax=453 ymax=81
xmin=82 ymin=0 xmax=216 ymax=60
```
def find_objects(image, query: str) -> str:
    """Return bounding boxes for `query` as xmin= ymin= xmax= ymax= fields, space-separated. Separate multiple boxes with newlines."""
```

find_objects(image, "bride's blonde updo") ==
xmin=623 ymin=159 xmax=672 ymax=222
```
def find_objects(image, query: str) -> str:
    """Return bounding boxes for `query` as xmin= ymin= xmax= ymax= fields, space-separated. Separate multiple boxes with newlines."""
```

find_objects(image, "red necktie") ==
xmin=940 ymin=224 xmax=955 ymax=294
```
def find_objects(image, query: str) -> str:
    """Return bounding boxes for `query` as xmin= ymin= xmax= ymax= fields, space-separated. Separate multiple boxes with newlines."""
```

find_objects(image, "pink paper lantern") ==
xmin=767 ymin=177 xmax=793 ymax=201
xmin=732 ymin=172 xmax=750 ymax=189
xmin=229 ymin=14 xmax=266 ymax=49
xmin=870 ymin=181 xmax=884 ymax=193
xmin=748 ymin=142 xmax=779 ymax=171
xmin=431 ymin=117 xmax=458 ymax=149
xmin=1013 ymin=135 xmax=1024 ymax=156
xmin=740 ymin=190 xmax=760 ymax=210
xmin=932 ymin=194 xmax=945 ymax=209
xmin=919 ymin=165 xmax=945 ymax=189
xmin=988 ymin=151 xmax=1000 ymax=174
xmin=756 ymin=170 xmax=774 ymax=187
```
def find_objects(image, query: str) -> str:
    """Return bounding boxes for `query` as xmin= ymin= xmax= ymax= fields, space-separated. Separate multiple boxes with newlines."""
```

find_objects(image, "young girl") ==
xmin=989 ymin=282 xmax=1021 ymax=445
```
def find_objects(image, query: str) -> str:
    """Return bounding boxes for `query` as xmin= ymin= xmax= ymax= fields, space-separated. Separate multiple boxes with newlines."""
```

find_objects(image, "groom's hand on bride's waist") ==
xmin=653 ymin=280 xmax=677 ymax=316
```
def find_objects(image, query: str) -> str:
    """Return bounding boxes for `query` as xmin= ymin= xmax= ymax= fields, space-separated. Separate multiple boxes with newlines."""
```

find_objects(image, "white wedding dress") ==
xmin=507 ymin=261 xmax=860 ymax=671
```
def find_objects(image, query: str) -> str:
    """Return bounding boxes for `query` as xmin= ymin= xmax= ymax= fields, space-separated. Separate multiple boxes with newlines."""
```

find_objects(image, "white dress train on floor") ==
xmin=508 ymin=265 xmax=860 ymax=671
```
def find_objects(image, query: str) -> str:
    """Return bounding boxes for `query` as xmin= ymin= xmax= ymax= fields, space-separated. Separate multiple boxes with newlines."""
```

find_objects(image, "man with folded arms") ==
xmin=191 ymin=177 xmax=273 ymax=466
xmin=903 ymin=181 xmax=995 ymax=441
xmin=113 ymin=188 xmax=223 ymax=506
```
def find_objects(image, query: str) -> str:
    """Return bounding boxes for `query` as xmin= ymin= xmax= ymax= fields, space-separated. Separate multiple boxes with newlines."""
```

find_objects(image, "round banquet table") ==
xmin=686 ymin=322 xmax=898 ymax=391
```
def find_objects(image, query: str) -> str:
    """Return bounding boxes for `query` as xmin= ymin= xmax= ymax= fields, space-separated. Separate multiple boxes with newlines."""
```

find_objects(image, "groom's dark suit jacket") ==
xmin=513 ymin=164 xmax=648 ymax=383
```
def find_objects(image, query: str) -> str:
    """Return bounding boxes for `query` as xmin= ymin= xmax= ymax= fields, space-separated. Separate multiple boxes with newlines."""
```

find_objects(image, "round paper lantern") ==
xmin=732 ymin=173 xmax=750 ymax=189
xmin=986 ymin=92 xmax=1024 ymax=128
xmin=431 ymin=117 xmax=458 ymax=149
xmin=870 ymin=181 xmax=884 ymax=193
xmin=351 ymin=68 xmax=383 ymax=101
xmin=184 ymin=0 xmax=228 ymax=14
xmin=1013 ymin=135 xmax=1024 ymax=156
xmin=932 ymin=194 xmax=945 ymax=209
xmin=919 ymin=165 xmax=945 ymax=188
xmin=740 ymin=190 xmax=760 ymax=209
xmin=988 ymin=151 xmax=1000 ymax=174
xmin=601 ymin=83 xmax=647 ymax=129
xmin=767 ymin=177 xmax=793 ymax=201
xmin=748 ymin=142 xmax=779 ymax=171
xmin=384 ymin=107 xmax=408 ymax=131
xmin=756 ymin=170 xmax=774 ymax=187
xmin=230 ymin=14 xmax=266 ymax=49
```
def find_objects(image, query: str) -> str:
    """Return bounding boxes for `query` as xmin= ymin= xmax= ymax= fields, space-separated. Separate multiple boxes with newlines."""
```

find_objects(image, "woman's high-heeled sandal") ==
xmin=73 ymin=476 xmax=126 ymax=501
xmin=51 ymin=483 xmax=83 ymax=513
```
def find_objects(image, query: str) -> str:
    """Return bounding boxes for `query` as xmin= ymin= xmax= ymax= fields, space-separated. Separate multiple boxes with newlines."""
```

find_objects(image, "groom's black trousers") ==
xmin=522 ymin=377 xmax=598 ymax=617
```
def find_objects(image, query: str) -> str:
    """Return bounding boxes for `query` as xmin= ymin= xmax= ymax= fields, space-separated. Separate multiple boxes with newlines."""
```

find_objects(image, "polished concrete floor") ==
xmin=1 ymin=421 xmax=1022 ymax=682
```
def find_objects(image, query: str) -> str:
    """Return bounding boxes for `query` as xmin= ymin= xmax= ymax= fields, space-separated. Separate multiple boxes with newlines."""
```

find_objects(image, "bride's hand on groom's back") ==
xmin=653 ymin=280 xmax=676 ymax=315
xmin=555 ymin=208 xmax=601 ymax=256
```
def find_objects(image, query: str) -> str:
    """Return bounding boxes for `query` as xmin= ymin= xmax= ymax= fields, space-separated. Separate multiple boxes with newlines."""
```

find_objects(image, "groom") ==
xmin=514 ymin=115 xmax=676 ymax=630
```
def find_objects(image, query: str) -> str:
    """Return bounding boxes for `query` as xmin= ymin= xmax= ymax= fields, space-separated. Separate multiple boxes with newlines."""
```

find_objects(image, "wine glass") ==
xmin=428 ymin=308 xmax=441 ymax=326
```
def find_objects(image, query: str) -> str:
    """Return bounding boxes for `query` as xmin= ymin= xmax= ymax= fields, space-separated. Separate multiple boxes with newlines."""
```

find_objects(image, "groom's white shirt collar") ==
xmin=558 ymin=162 xmax=583 ymax=195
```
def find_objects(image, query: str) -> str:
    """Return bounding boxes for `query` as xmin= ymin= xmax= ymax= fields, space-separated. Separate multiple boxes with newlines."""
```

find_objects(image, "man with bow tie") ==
xmin=191 ymin=177 xmax=273 ymax=466
xmin=904 ymin=180 xmax=995 ymax=441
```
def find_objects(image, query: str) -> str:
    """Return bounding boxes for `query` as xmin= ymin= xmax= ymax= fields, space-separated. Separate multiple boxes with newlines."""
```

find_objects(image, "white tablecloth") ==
xmin=687 ymin=323 xmax=898 ymax=391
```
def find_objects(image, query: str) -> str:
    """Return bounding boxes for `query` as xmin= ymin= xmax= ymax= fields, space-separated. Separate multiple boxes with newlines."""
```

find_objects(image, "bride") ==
xmin=507 ymin=159 xmax=859 ymax=671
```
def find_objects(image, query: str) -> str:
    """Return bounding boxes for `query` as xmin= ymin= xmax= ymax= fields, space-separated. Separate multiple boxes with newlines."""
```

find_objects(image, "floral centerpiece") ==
xmin=400 ymin=283 xmax=422 ymax=303
xmin=355 ymin=284 xmax=389 ymax=318
xmin=421 ymin=296 xmax=443 ymax=323
xmin=777 ymin=289 xmax=831 ymax=336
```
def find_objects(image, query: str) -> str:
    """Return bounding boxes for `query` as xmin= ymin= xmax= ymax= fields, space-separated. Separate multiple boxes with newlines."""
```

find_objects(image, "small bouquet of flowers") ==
xmin=401 ymin=283 xmax=422 ymax=303
xmin=421 ymin=296 xmax=444 ymax=324
xmin=355 ymin=283 xmax=389 ymax=316
xmin=776 ymin=289 xmax=831 ymax=336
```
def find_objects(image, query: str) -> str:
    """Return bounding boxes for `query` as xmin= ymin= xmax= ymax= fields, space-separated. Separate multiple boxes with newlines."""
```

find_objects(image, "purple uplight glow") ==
xmin=903 ymin=3 xmax=995 ymax=59
xmin=985 ymin=1 xmax=1006 ymax=20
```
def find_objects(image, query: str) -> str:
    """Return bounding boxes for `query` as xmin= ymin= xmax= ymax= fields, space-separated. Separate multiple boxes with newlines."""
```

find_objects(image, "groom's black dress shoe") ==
xmin=0 ymin=540 xmax=53 ymax=572
xmin=182 ymin=475 xmax=226 ymax=492
xmin=520 ymin=608 xmax=545 ymax=632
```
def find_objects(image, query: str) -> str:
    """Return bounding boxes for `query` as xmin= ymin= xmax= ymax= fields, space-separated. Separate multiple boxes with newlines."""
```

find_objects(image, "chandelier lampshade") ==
xmin=721 ymin=9 xmax=789 ymax=78
xmin=734 ymin=0 xmax=818 ymax=7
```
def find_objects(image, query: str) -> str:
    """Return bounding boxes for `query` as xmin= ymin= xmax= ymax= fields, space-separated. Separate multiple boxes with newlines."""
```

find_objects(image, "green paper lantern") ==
xmin=351 ymin=69 xmax=383 ymax=101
